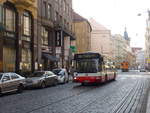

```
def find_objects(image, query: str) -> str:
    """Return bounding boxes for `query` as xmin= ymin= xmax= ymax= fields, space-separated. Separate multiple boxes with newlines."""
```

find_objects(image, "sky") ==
xmin=73 ymin=0 xmax=150 ymax=49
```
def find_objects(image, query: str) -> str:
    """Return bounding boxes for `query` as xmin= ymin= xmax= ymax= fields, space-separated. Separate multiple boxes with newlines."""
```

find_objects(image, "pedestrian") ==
xmin=70 ymin=66 xmax=75 ymax=80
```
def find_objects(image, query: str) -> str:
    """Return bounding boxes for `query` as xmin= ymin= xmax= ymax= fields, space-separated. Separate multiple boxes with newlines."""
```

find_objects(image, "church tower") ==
xmin=124 ymin=27 xmax=130 ymax=46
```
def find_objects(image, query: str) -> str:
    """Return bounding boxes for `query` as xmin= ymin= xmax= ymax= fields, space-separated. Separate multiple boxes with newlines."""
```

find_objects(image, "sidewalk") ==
xmin=146 ymin=91 xmax=150 ymax=113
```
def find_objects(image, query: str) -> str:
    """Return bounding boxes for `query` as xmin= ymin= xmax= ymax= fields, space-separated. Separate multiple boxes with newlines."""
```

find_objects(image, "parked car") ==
xmin=52 ymin=68 xmax=69 ymax=84
xmin=0 ymin=73 xmax=25 ymax=95
xmin=26 ymin=71 xmax=58 ymax=88
xmin=139 ymin=68 xmax=146 ymax=72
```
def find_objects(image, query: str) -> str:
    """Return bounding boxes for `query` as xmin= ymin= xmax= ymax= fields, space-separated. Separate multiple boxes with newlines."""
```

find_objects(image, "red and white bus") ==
xmin=73 ymin=52 xmax=117 ymax=85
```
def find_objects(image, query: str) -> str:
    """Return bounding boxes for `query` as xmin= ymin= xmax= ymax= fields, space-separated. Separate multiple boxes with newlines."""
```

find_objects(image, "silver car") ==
xmin=52 ymin=68 xmax=69 ymax=84
xmin=0 ymin=73 xmax=25 ymax=95
xmin=26 ymin=71 xmax=58 ymax=88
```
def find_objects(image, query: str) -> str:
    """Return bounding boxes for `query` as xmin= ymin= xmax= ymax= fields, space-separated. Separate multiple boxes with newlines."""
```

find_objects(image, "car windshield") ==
xmin=0 ymin=74 xmax=3 ymax=80
xmin=29 ymin=72 xmax=45 ymax=77
xmin=53 ymin=69 xmax=61 ymax=75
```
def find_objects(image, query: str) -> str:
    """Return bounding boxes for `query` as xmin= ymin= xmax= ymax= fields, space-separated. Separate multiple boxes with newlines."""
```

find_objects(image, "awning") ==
xmin=42 ymin=53 xmax=59 ymax=62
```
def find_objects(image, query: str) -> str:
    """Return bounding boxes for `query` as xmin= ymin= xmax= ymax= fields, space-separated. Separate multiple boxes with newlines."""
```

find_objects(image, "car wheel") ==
xmin=66 ymin=78 xmax=69 ymax=83
xmin=41 ymin=82 xmax=46 ymax=88
xmin=0 ymin=88 xmax=2 ymax=96
xmin=54 ymin=79 xmax=58 ymax=86
xmin=62 ymin=78 xmax=65 ymax=84
xmin=17 ymin=84 xmax=24 ymax=93
xmin=81 ymin=83 xmax=85 ymax=86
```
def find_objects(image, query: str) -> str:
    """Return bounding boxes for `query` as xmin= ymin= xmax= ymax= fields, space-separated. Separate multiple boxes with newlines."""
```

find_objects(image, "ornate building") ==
xmin=0 ymin=0 xmax=37 ymax=74
xmin=0 ymin=0 xmax=75 ymax=74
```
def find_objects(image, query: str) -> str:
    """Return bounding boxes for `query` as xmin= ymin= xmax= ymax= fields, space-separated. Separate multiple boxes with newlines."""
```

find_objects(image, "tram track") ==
xmin=72 ymin=80 xmax=140 ymax=113
xmin=114 ymin=80 xmax=144 ymax=113
xmin=26 ymin=79 xmax=133 ymax=113
xmin=135 ymin=79 xmax=150 ymax=113
xmin=110 ymin=79 xmax=150 ymax=113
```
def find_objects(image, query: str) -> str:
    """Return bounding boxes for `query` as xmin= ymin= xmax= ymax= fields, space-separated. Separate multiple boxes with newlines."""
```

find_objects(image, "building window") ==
xmin=48 ymin=4 xmax=51 ymax=20
xmin=43 ymin=2 xmax=47 ymax=18
xmin=23 ymin=11 xmax=31 ymax=36
xmin=0 ymin=5 xmax=3 ymax=24
xmin=22 ymin=48 xmax=31 ymax=71
xmin=3 ymin=46 xmax=16 ymax=72
xmin=63 ymin=0 xmax=66 ymax=12
xmin=41 ymin=26 xmax=48 ymax=45
xmin=60 ymin=15 xmax=63 ymax=24
xmin=54 ymin=12 xmax=59 ymax=21
xmin=5 ymin=8 xmax=15 ymax=32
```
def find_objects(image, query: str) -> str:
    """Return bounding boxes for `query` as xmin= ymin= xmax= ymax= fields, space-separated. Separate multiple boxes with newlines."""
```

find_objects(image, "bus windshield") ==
xmin=76 ymin=59 xmax=99 ymax=73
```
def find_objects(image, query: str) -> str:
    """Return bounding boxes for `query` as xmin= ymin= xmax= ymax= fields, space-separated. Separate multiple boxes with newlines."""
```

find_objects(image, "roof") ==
xmin=89 ymin=18 xmax=109 ymax=31
xmin=73 ymin=11 xmax=87 ymax=22
xmin=73 ymin=11 xmax=92 ymax=32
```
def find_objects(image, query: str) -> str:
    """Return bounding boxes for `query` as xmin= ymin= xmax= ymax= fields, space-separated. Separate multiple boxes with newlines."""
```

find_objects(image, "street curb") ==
xmin=146 ymin=88 xmax=150 ymax=113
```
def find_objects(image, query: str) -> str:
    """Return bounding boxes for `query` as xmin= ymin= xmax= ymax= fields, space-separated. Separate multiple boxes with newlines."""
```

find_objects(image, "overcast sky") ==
xmin=73 ymin=0 xmax=150 ymax=48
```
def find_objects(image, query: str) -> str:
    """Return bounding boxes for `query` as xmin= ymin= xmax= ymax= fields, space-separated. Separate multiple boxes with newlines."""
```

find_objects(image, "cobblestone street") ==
xmin=1 ymin=70 xmax=150 ymax=113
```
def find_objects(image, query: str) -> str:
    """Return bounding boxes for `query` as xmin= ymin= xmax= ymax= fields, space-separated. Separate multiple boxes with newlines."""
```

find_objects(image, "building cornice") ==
xmin=0 ymin=0 xmax=37 ymax=18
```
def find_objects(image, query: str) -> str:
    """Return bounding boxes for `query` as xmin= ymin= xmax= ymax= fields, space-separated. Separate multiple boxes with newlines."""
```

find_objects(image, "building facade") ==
xmin=37 ymin=0 xmax=75 ymax=71
xmin=145 ymin=11 xmax=150 ymax=70
xmin=89 ymin=19 xmax=113 ymax=59
xmin=136 ymin=50 xmax=145 ymax=69
xmin=89 ymin=18 xmax=113 ymax=59
xmin=0 ymin=0 xmax=37 ymax=74
xmin=0 ymin=0 xmax=75 ymax=74
xmin=112 ymin=34 xmax=127 ymax=68
xmin=72 ymin=12 xmax=92 ymax=53
xmin=112 ymin=28 xmax=135 ymax=69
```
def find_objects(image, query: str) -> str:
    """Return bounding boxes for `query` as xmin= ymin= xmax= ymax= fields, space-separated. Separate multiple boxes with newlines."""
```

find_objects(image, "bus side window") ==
xmin=99 ymin=64 xmax=102 ymax=71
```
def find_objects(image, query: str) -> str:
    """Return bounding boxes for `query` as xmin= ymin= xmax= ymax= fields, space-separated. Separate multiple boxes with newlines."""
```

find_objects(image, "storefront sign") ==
xmin=147 ymin=59 xmax=150 ymax=63
xmin=55 ymin=31 xmax=62 ymax=46
xmin=42 ymin=46 xmax=52 ymax=53
xmin=4 ymin=32 xmax=15 ymax=38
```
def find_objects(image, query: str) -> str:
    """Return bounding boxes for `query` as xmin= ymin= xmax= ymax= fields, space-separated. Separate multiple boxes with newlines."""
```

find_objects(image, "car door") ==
xmin=44 ymin=73 xmax=52 ymax=86
xmin=10 ymin=73 xmax=20 ymax=90
xmin=48 ymin=72 xmax=56 ymax=85
xmin=1 ymin=74 xmax=12 ymax=93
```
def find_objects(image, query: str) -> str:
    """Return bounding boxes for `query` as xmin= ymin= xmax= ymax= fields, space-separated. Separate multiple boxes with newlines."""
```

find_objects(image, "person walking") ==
xmin=70 ymin=66 xmax=75 ymax=81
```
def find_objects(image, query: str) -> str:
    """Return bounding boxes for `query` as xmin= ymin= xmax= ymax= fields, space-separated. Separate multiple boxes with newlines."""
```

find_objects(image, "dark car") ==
xmin=26 ymin=71 xmax=58 ymax=88
xmin=0 ymin=73 xmax=26 ymax=95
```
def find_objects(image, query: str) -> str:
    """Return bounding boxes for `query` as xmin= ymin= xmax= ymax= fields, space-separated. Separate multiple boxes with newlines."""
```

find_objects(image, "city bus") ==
xmin=73 ymin=52 xmax=117 ymax=85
